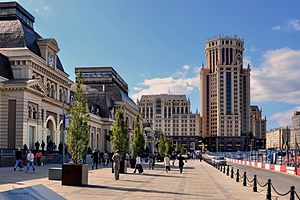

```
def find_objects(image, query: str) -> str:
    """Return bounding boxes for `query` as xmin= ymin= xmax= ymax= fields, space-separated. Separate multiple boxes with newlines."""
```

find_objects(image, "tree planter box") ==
xmin=62 ymin=164 xmax=88 ymax=186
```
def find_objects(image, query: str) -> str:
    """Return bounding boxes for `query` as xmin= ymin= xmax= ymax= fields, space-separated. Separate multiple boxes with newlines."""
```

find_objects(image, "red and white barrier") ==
xmin=251 ymin=161 xmax=256 ymax=167
xmin=296 ymin=168 xmax=300 ymax=176
xmin=274 ymin=165 xmax=287 ymax=172
xmin=287 ymin=166 xmax=296 ymax=175
xmin=246 ymin=161 xmax=250 ymax=166
xmin=265 ymin=164 xmax=275 ymax=170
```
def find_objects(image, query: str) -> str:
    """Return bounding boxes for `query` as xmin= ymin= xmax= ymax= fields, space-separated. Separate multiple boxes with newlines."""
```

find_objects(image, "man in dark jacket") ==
xmin=35 ymin=141 xmax=40 ymax=152
xmin=91 ymin=149 xmax=99 ymax=169
xmin=41 ymin=140 xmax=45 ymax=153
xmin=177 ymin=154 xmax=185 ymax=174
xmin=14 ymin=148 xmax=23 ymax=171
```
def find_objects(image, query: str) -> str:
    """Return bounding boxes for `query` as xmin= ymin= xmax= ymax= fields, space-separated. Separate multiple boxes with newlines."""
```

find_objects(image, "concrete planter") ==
xmin=62 ymin=164 xmax=88 ymax=186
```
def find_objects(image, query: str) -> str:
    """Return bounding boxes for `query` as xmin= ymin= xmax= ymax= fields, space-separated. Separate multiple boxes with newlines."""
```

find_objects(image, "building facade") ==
xmin=74 ymin=67 xmax=155 ymax=153
xmin=200 ymin=36 xmax=251 ymax=152
xmin=0 ymin=2 xmax=73 ymax=149
xmin=266 ymin=127 xmax=290 ymax=149
xmin=138 ymin=94 xmax=200 ymax=150
xmin=291 ymin=111 xmax=300 ymax=148
xmin=250 ymin=105 xmax=267 ymax=149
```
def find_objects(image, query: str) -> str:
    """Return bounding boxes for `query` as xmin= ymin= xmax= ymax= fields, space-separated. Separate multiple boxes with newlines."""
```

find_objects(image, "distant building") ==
xmin=75 ymin=67 xmax=155 ymax=152
xmin=266 ymin=127 xmax=290 ymax=149
xmin=291 ymin=111 xmax=300 ymax=148
xmin=250 ymin=105 xmax=267 ymax=149
xmin=200 ymin=36 xmax=251 ymax=152
xmin=138 ymin=94 xmax=200 ymax=151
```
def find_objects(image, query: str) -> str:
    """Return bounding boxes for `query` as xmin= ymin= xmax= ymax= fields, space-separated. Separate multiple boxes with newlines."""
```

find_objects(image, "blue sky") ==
xmin=5 ymin=0 xmax=300 ymax=130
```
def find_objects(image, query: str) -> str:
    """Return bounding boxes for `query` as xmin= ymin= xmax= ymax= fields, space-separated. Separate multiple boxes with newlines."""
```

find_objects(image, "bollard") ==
xmin=266 ymin=179 xmax=271 ymax=200
xmin=226 ymin=165 xmax=229 ymax=176
xmin=223 ymin=165 xmax=226 ymax=173
xmin=243 ymin=172 xmax=247 ymax=186
xmin=217 ymin=165 xmax=220 ymax=170
xmin=253 ymin=175 xmax=257 ymax=192
xmin=290 ymin=186 xmax=295 ymax=200
xmin=220 ymin=165 xmax=222 ymax=172
xmin=236 ymin=169 xmax=240 ymax=182
xmin=231 ymin=167 xmax=234 ymax=178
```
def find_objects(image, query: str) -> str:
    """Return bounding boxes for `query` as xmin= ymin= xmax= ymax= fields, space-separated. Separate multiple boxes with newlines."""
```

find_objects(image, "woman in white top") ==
xmin=164 ymin=154 xmax=170 ymax=173
xmin=133 ymin=155 xmax=142 ymax=174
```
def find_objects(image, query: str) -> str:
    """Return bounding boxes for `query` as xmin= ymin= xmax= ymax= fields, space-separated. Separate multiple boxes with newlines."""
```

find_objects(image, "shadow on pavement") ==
xmin=83 ymin=184 xmax=198 ymax=196
xmin=127 ymin=173 xmax=185 ymax=178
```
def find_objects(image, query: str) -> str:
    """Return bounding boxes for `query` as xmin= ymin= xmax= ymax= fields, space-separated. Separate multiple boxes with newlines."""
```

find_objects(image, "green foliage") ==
xmin=131 ymin=115 xmax=145 ymax=156
xmin=67 ymin=73 xmax=90 ymax=163
xmin=177 ymin=144 xmax=186 ymax=154
xmin=110 ymin=107 xmax=129 ymax=156
xmin=158 ymin=134 xmax=173 ymax=156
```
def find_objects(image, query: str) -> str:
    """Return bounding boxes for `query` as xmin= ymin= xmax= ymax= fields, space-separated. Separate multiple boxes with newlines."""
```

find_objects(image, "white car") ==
xmin=212 ymin=156 xmax=226 ymax=166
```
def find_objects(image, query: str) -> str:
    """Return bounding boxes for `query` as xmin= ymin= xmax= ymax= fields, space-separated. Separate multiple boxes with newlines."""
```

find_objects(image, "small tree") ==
xmin=110 ymin=107 xmax=129 ymax=156
xmin=158 ymin=134 xmax=173 ymax=156
xmin=67 ymin=74 xmax=90 ymax=163
xmin=131 ymin=115 xmax=145 ymax=156
xmin=158 ymin=134 xmax=166 ymax=157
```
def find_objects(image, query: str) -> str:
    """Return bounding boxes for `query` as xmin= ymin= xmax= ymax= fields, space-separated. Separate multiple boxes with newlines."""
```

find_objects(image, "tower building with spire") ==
xmin=200 ymin=36 xmax=251 ymax=151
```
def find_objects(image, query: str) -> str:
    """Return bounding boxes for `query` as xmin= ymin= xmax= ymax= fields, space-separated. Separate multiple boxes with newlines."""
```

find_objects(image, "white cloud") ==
xmin=271 ymin=25 xmax=281 ymax=31
xmin=270 ymin=106 xmax=300 ymax=127
xmin=182 ymin=65 xmax=191 ymax=70
xmin=288 ymin=19 xmax=300 ymax=32
xmin=251 ymin=48 xmax=300 ymax=104
xmin=271 ymin=19 xmax=300 ymax=32
xmin=131 ymin=65 xmax=199 ymax=101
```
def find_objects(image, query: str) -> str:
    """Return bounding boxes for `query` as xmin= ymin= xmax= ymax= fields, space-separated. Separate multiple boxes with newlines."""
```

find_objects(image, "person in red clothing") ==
xmin=35 ymin=150 xmax=42 ymax=166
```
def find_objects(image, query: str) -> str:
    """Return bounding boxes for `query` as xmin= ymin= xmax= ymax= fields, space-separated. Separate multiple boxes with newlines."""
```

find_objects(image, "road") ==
xmin=228 ymin=162 xmax=300 ymax=195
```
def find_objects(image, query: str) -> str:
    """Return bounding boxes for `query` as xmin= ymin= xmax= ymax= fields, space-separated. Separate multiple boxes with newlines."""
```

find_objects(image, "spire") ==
xmin=247 ymin=63 xmax=251 ymax=69
xmin=201 ymin=63 xmax=205 ymax=68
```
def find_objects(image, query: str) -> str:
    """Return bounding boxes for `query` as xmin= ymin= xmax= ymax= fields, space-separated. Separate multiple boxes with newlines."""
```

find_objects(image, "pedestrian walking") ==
xmin=14 ymin=148 xmax=23 ymax=171
xmin=112 ymin=150 xmax=122 ymax=180
xmin=35 ymin=141 xmax=40 ymax=152
xmin=164 ymin=154 xmax=170 ymax=173
xmin=177 ymin=154 xmax=185 ymax=174
xmin=103 ymin=151 xmax=109 ymax=166
xmin=133 ymin=155 xmax=143 ymax=174
xmin=35 ymin=150 xmax=42 ymax=166
xmin=25 ymin=150 xmax=35 ymax=173
xmin=41 ymin=140 xmax=45 ymax=153
xmin=91 ymin=149 xmax=99 ymax=169
xmin=199 ymin=153 xmax=202 ymax=162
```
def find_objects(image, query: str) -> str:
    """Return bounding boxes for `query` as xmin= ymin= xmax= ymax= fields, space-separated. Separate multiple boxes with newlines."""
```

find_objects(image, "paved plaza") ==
xmin=0 ymin=160 xmax=268 ymax=200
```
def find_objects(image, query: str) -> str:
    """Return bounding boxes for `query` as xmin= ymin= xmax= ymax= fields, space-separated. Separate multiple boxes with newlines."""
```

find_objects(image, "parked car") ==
xmin=212 ymin=156 xmax=226 ymax=166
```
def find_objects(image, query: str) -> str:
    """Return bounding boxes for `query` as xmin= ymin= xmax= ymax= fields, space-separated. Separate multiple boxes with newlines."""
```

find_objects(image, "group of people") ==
xmin=14 ymin=148 xmax=42 ymax=173
xmin=90 ymin=149 xmax=110 ymax=169
xmin=164 ymin=153 xmax=186 ymax=173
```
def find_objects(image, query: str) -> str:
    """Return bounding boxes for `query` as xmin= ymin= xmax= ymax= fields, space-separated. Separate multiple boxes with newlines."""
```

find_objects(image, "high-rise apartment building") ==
xmin=138 ymin=94 xmax=200 ymax=150
xmin=291 ymin=111 xmax=300 ymax=148
xmin=266 ymin=127 xmax=290 ymax=149
xmin=200 ymin=36 xmax=251 ymax=151
xmin=250 ymin=105 xmax=267 ymax=149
